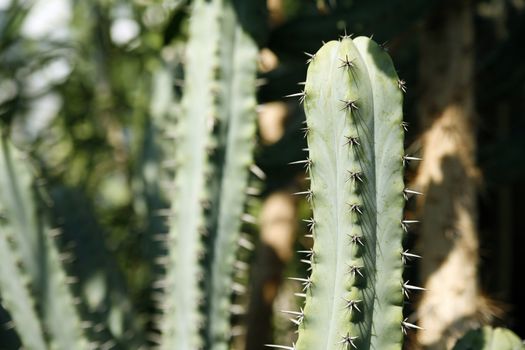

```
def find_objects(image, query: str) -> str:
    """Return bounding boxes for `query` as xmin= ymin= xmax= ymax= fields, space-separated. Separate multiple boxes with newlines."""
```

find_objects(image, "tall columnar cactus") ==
xmin=277 ymin=37 xmax=423 ymax=350
xmin=158 ymin=0 xmax=259 ymax=349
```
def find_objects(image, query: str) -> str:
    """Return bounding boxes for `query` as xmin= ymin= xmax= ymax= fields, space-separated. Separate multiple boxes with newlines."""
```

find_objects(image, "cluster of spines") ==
xmin=271 ymin=36 xmax=425 ymax=350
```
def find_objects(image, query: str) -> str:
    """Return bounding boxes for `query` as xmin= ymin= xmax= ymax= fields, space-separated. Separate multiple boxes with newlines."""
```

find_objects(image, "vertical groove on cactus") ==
xmin=292 ymin=37 xmax=406 ymax=350
xmin=204 ymin=1 xmax=258 ymax=348
xmin=0 ymin=136 xmax=90 ymax=350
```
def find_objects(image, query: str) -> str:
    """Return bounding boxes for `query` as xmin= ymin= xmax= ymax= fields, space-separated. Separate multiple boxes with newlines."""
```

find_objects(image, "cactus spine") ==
xmin=287 ymin=37 xmax=415 ymax=349
xmin=159 ymin=0 xmax=258 ymax=348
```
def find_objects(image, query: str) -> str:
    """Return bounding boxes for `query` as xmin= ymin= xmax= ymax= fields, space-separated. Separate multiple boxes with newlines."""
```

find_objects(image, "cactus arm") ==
xmin=0 ymin=229 xmax=47 ymax=350
xmin=353 ymin=36 xmax=405 ymax=350
xmin=295 ymin=36 xmax=405 ymax=349
xmin=159 ymin=0 xmax=221 ymax=348
xmin=0 ymin=136 xmax=90 ymax=350
xmin=206 ymin=3 xmax=259 ymax=348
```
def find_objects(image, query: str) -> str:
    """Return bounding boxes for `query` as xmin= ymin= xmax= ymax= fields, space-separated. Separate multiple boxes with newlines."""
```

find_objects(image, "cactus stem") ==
xmin=339 ymin=333 xmax=358 ymax=349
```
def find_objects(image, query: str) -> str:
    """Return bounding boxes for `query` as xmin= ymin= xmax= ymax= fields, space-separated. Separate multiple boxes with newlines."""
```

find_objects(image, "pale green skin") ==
xmin=453 ymin=327 xmax=525 ymax=350
xmin=296 ymin=37 xmax=405 ymax=350
xmin=0 ymin=136 xmax=89 ymax=350
xmin=159 ymin=0 xmax=258 ymax=349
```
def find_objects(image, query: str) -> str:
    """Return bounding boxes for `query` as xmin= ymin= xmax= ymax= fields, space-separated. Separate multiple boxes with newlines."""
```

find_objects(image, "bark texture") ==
xmin=415 ymin=1 xmax=492 ymax=349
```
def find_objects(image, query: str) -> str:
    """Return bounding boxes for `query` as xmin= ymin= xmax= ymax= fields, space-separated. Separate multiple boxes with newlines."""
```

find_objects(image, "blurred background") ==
xmin=0 ymin=0 xmax=524 ymax=349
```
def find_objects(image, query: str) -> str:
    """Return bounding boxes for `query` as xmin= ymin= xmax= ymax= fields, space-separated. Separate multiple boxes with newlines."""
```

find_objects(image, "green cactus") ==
xmin=0 ymin=135 xmax=90 ymax=350
xmin=158 ymin=0 xmax=259 ymax=349
xmin=276 ymin=36 xmax=421 ymax=350
xmin=453 ymin=326 xmax=524 ymax=350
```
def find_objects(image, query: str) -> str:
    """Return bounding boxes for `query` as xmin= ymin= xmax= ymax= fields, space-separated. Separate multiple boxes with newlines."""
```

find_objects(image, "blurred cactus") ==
xmin=453 ymin=326 xmax=524 ymax=350
xmin=275 ymin=36 xmax=421 ymax=350
xmin=0 ymin=135 xmax=90 ymax=350
xmin=156 ymin=0 xmax=260 ymax=349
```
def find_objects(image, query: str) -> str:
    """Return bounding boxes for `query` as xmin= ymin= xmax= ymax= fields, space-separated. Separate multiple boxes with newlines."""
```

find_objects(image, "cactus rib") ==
xmin=205 ymin=3 xmax=259 ymax=349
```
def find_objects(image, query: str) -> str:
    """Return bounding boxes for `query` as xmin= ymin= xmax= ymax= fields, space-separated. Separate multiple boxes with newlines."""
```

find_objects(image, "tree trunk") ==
xmin=414 ymin=1 xmax=492 ymax=348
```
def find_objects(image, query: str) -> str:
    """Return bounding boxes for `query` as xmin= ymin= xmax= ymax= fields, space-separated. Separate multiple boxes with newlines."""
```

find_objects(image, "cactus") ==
xmin=453 ymin=326 xmax=524 ymax=350
xmin=278 ymin=36 xmax=421 ymax=350
xmin=0 ymin=135 xmax=90 ymax=350
xmin=157 ymin=0 xmax=259 ymax=349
